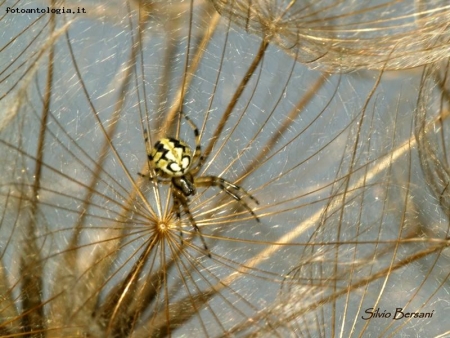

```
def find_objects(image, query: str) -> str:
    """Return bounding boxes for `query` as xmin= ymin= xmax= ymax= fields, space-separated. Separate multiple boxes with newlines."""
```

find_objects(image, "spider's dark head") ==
xmin=173 ymin=175 xmax=196 ymax=196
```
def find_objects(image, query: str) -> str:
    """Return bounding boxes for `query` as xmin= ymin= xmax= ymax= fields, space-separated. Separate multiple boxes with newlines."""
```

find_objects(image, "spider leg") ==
xmin=180 ymin=112 xmax=205 ymax=174
xmin=137 ymin=171 xmax=167 ymax=184
xmin=138 ymin=129 xmax=157 ymax=179
xmin=143 ymin=129 xmax=152 ymax=155
xmin=172 ymin=196 xmax=184 ymax=246
xmin=173 ymin=190 xmax=212 ymax=258
xmin=138 ymin=167 xmax=172 ymax=184
xmin=195 ymin=176 xmax=260 ymax=222
xmin=189 ymin=154 xmax=205 ymax=176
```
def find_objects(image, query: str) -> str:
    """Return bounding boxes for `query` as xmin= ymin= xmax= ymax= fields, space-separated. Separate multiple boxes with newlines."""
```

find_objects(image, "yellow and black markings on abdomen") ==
xmin=149 ymin=137 xmax=192 ymax=176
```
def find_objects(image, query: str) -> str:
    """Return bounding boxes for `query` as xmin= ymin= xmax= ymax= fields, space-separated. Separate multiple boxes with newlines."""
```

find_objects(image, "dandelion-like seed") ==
xmin=157 ymin=220 xmax=170 ymax=232
xmin=140 ymin=112 xmax=260 ymax=258
xmin=2 ymin=0 xmax=450 ymax=336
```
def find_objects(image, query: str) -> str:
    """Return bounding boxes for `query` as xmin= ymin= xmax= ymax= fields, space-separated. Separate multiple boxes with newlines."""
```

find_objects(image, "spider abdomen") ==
xmin=150 ymin=137 xmax=192 ymax=177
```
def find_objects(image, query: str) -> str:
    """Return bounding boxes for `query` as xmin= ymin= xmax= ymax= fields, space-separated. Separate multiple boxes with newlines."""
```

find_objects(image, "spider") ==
xmin=139 ymin=112 xmax=260 ymax=257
